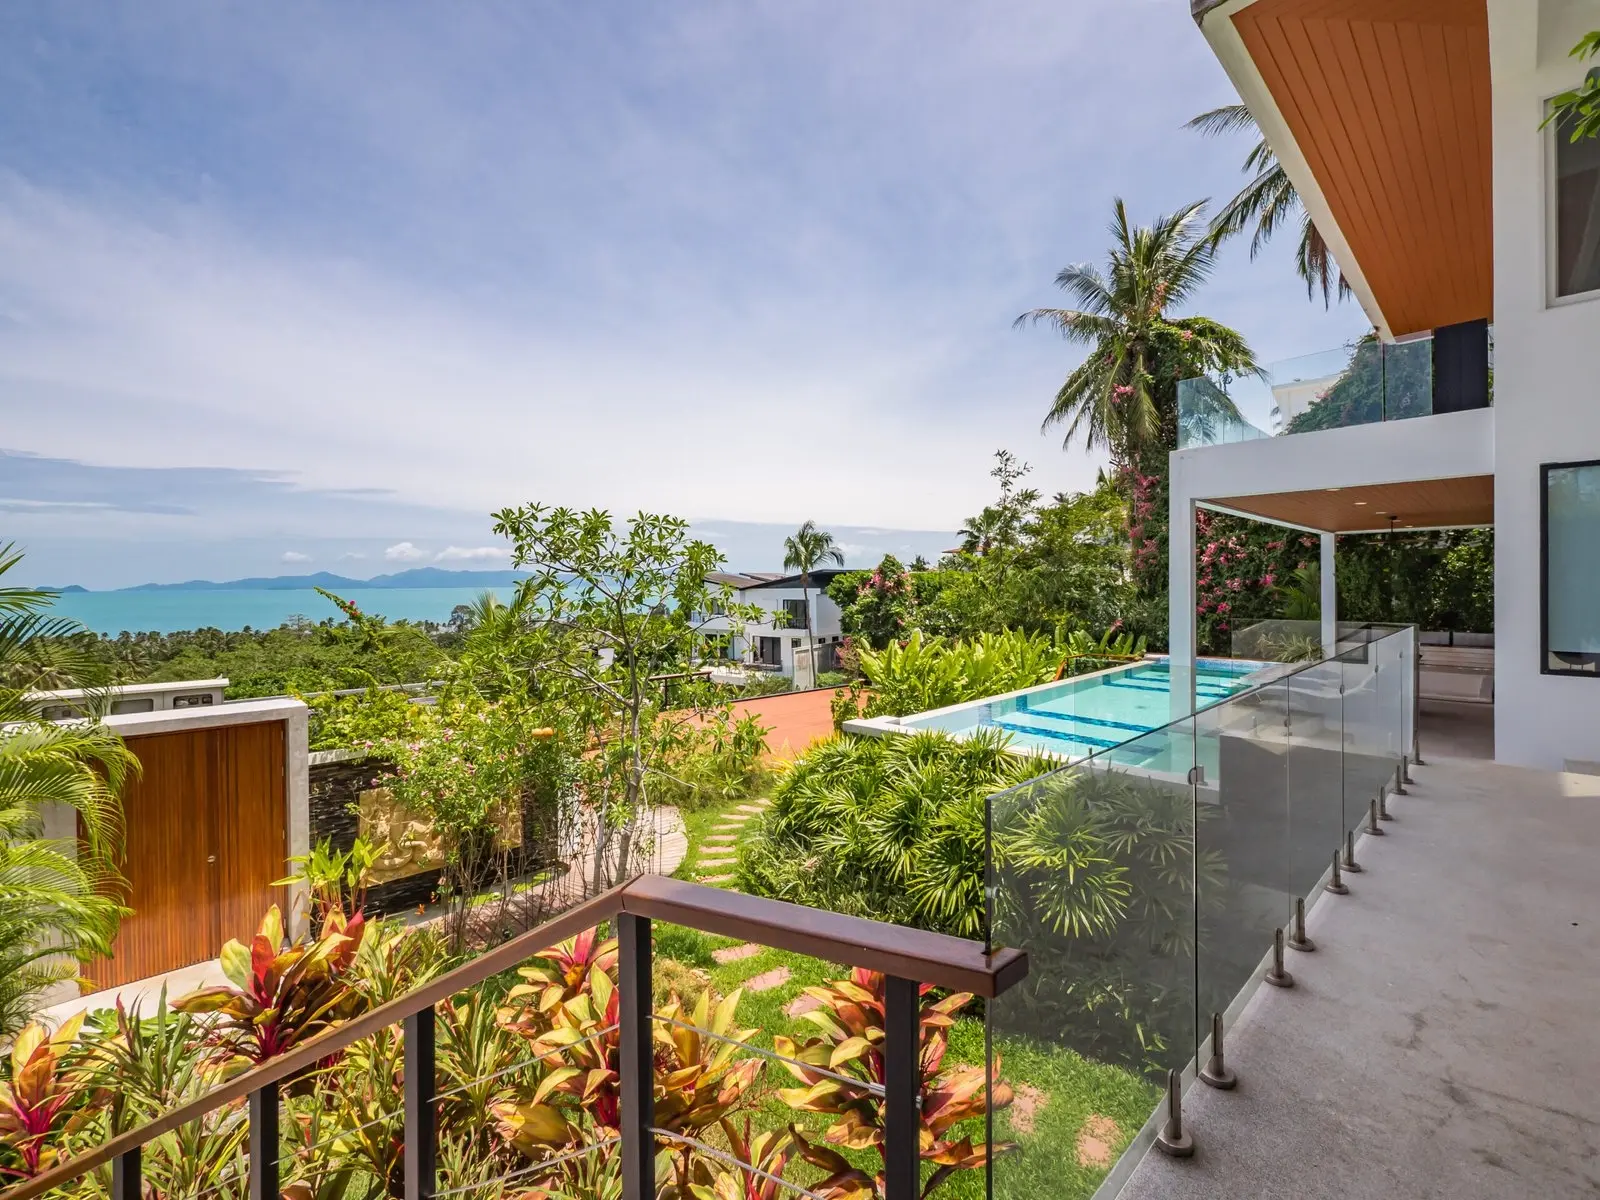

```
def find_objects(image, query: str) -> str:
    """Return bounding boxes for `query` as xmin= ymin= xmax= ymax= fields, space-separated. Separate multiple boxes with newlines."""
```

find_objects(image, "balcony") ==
xmin=1178 ymin=331 xmax=1491 ymax=451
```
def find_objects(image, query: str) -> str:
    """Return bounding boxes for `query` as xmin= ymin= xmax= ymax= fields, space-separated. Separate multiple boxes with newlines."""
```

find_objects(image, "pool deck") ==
xmin=1120 ymin=756 xmax=1600 ymax=1199
xmin=727 ymin=687 xmax=845 ymax=760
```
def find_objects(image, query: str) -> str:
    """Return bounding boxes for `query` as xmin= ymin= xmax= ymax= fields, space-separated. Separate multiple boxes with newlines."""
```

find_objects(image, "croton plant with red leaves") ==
xmin=174 ymin=906 xmax=368 ymax=1066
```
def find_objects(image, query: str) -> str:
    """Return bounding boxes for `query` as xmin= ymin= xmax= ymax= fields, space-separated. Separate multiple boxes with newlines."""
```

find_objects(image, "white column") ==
xmin=1320 ymin=532 xmax=1337 ymax=657
xmin=1168 ymin=494 xmax=1196 ymax=721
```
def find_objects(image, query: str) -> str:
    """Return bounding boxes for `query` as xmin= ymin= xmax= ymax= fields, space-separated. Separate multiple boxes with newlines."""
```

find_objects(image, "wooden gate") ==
xmin=87 ymin=720 xmax=288 ymax=990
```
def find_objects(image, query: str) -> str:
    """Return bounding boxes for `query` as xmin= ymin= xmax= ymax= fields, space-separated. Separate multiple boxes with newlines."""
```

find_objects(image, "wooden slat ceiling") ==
xmin=1231 ymin=0 xmax=1492 ymax=336
xmin=1208 ymin=474 xmax=1494 ymax=532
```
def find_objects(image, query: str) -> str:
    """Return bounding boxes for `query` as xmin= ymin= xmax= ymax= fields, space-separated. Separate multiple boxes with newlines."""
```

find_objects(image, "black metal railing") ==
xmin=7 ymin=876 xmax=1026 ymax=1200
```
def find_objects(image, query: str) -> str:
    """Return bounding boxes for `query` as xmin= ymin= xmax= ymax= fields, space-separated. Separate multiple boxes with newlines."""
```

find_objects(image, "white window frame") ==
xmin=1546 ymin=85 xmax=1600 ymax=308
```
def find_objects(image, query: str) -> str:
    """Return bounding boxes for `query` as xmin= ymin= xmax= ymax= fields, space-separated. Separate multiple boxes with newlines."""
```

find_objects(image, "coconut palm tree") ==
xmin=1187 ymin=103 xmax=1350 ymax=306
xmin=782 ymin=521 xmax=844 ymax=685
xmin=959 ymin=508 xmax=1006 ymax=556
xmin=0 ymin=544 xmax=136 ymax=1034
xmin=1016 ymin=198 xmax=1261 ymax=470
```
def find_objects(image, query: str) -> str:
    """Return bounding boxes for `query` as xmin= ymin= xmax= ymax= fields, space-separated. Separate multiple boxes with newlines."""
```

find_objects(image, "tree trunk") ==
xmin=801 ymin=571 xmax=815 ymax=688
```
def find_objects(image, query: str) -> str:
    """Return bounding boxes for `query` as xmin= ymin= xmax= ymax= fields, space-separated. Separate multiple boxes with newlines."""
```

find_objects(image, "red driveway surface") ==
xmin=729 ymin=688 xmax=847 ymax=761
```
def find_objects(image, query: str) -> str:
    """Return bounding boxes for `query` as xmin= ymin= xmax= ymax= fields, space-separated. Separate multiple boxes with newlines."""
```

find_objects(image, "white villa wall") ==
xmin=1488 ymin=0 xmax=1600 ymax=771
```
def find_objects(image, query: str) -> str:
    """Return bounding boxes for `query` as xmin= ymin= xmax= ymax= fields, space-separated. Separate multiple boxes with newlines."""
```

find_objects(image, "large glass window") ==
xmin=1553 ymin=108 xmax=1600 ymax=299
xmin=1543 ymin=461 xmax=1600 ymax=675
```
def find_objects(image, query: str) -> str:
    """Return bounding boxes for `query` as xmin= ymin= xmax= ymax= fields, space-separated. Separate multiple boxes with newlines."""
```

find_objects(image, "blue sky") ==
xmin=0 ymin=1 xmax=1370 ymax=589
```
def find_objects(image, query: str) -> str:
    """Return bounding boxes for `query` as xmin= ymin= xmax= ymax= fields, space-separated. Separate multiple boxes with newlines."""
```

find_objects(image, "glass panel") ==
xmin=1195 ymin=678 xmax=1288 ymax=1053
xmin=986 ymin=718 xmax=1197 ymax=1200
xmin=1340 ymin=644 xmax=1385 ymax=837
xmin=1286 ymin=659 xmax=1345 ymax=900
xmin=1544 ymin=462 xmax=1600 ymax=675
xmin=1382 ymin=338 xmax=1433 ymax=422
xmin=1177 ymin=375 xmax=1270 ymax=448
xmin=1554 ymin=107 xmax=1600 ymax=297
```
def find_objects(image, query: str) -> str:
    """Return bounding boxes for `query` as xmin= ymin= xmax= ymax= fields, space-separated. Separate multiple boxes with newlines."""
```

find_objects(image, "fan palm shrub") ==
xmin=738 ymin=730 xmax=1056 ymax=939
xmin=0 ymin=544 xmax=137 ymax=1035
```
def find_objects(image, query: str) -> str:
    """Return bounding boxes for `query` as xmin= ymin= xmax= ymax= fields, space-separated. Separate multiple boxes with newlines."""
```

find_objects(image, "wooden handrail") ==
xmin=6 ymin=877 xmax=1027 ymax=1200
xmin=619 ymin=875 xmax=1027 ymax=998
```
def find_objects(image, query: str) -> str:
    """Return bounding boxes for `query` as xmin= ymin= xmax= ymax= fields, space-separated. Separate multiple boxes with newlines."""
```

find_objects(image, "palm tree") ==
xmin=1187 ymin=104 xmax=1351 ymax=306
xmin=959 ymin=508 xmax=1006 ymax=556
xmin=1017 ymin=198 xmax=1261 ymax=470
xmin=0 ymin=544 xmax=137 ymax=1034
xmin=782 ymin=521 xmax=844 ymax=685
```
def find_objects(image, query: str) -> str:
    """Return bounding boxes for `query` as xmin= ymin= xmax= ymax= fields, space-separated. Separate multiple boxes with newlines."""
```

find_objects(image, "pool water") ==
xmin=900 ymin=658 xmax=1266 ymax=767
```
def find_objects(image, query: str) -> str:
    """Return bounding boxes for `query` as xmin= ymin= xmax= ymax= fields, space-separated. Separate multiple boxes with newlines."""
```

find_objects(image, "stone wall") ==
xmin=307 ymin=749 xmax=562 ymax=918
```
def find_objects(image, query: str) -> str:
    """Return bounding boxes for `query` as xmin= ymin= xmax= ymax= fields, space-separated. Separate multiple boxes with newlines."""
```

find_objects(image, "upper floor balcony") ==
xmin=1178 ymin=325 xmax=1493 ymax=453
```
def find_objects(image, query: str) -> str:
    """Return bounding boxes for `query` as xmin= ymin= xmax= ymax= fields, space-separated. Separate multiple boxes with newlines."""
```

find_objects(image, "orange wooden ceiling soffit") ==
xmin=1232 ymin=0 xmax=1492 ymax=336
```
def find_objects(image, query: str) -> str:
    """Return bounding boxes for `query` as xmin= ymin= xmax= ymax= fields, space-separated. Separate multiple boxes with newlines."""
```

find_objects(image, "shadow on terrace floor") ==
xmin=1420 ymin=698 xmax=1493 ymax=761
xmin=1122 ymin=756 xmax=1600 ymax=1200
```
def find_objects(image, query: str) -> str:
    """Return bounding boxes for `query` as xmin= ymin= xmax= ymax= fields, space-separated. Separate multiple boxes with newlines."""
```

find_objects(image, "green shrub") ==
xmin=738 ymin=729 xmax=1056 ymax=939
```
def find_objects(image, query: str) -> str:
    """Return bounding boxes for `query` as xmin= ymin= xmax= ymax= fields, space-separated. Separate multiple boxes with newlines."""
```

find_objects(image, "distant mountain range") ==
xmin=58 ymin=568 xmax=533 ymax=593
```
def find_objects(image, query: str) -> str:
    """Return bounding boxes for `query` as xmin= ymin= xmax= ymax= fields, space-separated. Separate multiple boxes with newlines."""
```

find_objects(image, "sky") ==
xmin=0 ymin=1 xmax=1371 ymax=589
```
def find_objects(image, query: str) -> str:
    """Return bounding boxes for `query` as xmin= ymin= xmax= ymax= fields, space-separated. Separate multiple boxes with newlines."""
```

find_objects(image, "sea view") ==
xmin=51 ymin=586 xmax=519 ymax=636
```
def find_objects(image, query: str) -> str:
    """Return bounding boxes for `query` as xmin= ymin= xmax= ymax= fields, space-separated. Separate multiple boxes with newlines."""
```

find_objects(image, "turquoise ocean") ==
xmin=49 ymin=587 xmax=519 ymax=637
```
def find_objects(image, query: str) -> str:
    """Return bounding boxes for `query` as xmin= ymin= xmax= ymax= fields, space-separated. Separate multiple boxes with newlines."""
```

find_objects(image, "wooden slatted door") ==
xmin=86 ymin=720 xmax=288 ymax=991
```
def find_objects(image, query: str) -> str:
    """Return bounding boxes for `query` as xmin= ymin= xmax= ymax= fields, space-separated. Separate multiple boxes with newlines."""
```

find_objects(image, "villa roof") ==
xmin=706 ymin=569 xmax=849 ymax=591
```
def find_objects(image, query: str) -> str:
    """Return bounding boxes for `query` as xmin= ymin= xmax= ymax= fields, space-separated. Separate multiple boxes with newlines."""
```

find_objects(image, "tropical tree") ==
xmin=1543 ymin=31 xmax=1600 ymax=142
xmin=782 ymin=520 xmax=844 ymax=686
xmin=0 ymin=544 xmax=137 ymax=1034
xmin=1186 ymin=103 xmax=1350 ymax=306
xmin=1016 ymin=198 xmax=1260 ymax=472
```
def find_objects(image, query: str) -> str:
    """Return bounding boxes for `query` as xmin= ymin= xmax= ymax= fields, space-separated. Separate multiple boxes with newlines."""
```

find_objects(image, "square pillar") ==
xmin=1320 ymin=533 xmax=1337 ymax=657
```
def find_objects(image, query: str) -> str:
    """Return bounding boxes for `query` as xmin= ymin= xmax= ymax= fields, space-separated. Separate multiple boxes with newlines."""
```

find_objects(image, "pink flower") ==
xmin=1217 ymin=602 xmax=1231 ymax=614
xmin=1261 ymin=574 xmax=1276 ymax=588
xmin=1228 ymin=578 xmax=1243 ymax=591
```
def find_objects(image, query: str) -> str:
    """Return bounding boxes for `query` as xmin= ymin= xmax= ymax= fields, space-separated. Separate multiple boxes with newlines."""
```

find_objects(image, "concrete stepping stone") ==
xmin=784 ymin=994 xmax=822 ymax=1018
xmin=744 ymin=967 xmax=791 ymax=993
xmin=735 ymin=804 xmax=766 ymax=814
xmin=705 ymin=833 xmax=737 ymax=843
xmin=699 ymin=853 xmax=736 ymax=864
xmin=702 ymin=874 xmax=736 ymax=884
xmin=712 ymin=943 xmax=763 ymax=965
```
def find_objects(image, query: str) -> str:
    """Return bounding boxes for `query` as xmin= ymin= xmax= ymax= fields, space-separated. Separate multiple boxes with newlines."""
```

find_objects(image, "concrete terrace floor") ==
xmin=1122 ymin=755 xmax=1600 ymax=1200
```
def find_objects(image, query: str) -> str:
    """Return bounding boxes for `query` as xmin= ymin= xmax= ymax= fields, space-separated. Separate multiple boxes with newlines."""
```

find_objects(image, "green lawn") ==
xmin=653 ymin=794 xmax=1162 ymax=1200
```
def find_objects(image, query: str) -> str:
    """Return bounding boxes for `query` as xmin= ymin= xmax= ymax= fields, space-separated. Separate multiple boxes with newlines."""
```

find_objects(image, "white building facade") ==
xmin=697 ymin=570 xmax=848 ymax=680
xmin=1178 ymin=0 xmax=1600 ymax=772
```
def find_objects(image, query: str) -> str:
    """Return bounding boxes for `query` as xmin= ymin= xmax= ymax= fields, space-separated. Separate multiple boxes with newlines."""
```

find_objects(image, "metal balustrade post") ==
xmin=111 ymin=1147 xmax=141 ymax=1200
xmin=249 ymin=1082 xmax=279 ymax=1200
xmin=405 ymin=1005 xmax=437 ymax=1200
xmin=884 ymin=975 xmax=920 ymax=1200
xmin=618 ymin=912 xmax=655 ymax=1200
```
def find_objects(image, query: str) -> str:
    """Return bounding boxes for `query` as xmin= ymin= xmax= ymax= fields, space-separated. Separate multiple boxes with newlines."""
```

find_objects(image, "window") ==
xmin=1551 ymin=106 xmax=1600 ymax=300
xmin=1542 ymin=461 xmax=1600 ymax=676
xmin=781 ymin=598 xmax=808 ymax=628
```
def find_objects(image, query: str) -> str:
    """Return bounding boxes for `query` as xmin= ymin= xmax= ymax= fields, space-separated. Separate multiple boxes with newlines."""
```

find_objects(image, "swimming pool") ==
xmin=897 ymin=657 xmax=1269 ymax=765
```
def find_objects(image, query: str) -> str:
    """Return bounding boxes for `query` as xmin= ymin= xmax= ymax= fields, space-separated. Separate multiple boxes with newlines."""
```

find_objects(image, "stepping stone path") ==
xmin=783 ymin=994 xmax=822 ymax=1019
xmin=736 ymin=803 xmax=769 ymax=814
xmin=701 ymin=874 xmax=736 ymax=884
xmin=705 ymin=833 xmax=737 ymax=844
xmin=712 ymin=943 xmax=764 ymax=965
xmin=744 ymin=967 xmax=791 ymax=993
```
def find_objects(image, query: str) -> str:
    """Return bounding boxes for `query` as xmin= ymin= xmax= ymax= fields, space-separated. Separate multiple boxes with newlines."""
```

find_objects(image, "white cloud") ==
xmin=338 ymin=550 xmax=366 ymax=560
xmin=433 ymin=545 xmax=510 ymax=563
xmin=834 ymin=542 xmax=868 ymax=560
xmin=280 ymin=549 xmax=311 ymax=562
xmin=384 ymin=541 xmax=425 ymax=562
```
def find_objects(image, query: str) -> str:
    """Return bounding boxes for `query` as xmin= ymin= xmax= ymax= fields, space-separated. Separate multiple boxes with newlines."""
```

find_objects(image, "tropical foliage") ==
xmin=0 ymin=545 xmax=137 ymax=1036
xmin=1186 ymin=103 xmax=1350 ymax=305
xmin=1016 ymin=199 xmax=1260 ymax=469
xmin=1543 ymin=31 xmax=1600 ymax=143
xmin=0 ymin=905 xmax=1009 ymax=1200
xmin=739 ymin=728 xmax=1212 ymax=1070
xmin=738 ymin=731 xmax=1054 ymax=939
xmin=783 ymin=520 xmax=845 ymax=684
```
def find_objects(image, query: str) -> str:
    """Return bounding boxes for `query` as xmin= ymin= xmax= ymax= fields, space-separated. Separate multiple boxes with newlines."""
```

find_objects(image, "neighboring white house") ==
xmin=30 ymin=677 xmax=230 ymax=720
xmin=1175 ymin=0 xmax=1600 ymax=773
xmin=696 ymin=570 xmax=849 ymax=681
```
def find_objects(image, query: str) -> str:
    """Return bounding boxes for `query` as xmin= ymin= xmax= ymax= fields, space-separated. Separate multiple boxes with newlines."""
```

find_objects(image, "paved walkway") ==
xmin=1122 ymin=757 xmax=1600 ymax=1200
